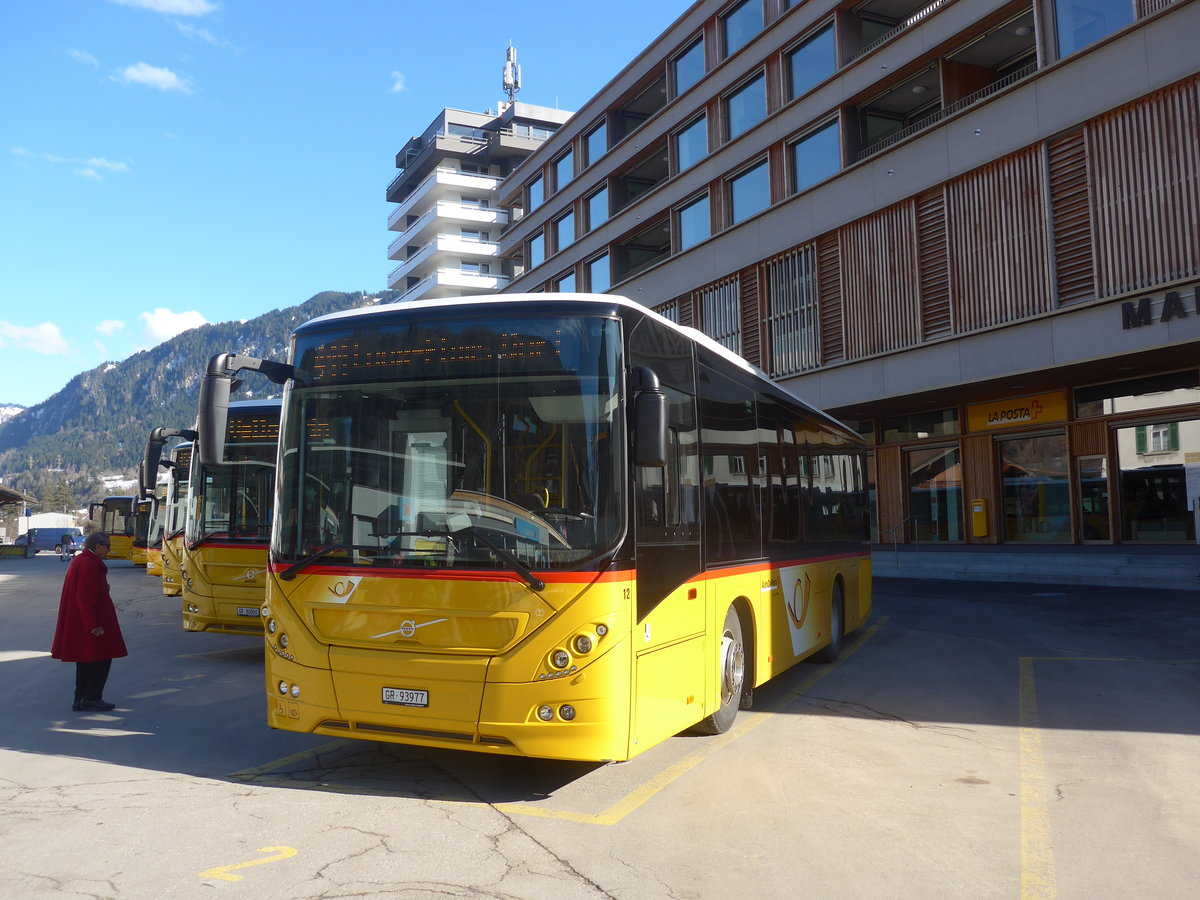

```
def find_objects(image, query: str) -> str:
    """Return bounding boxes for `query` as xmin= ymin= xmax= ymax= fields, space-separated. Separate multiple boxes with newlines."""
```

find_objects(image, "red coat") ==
xmin=51 ymin=549 xmax=128 ymax=663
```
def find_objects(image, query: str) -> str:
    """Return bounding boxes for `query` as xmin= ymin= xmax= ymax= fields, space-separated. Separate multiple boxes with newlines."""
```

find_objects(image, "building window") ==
xmin=656 ymin=299 xmax=680 ymax=323
xmin=460 ymin=196 xmax=488 ymax=208
xmin=999 ymin=435 xmax=1070 ymax=542
xmin=907 ymin=446 xmax=964 ymax=542
xmin=728 ymin=159 xmax=769 ymax=224
xmin=677 ymin=194 xmax=710 ymax=251
xmin=460 ymin=228 xmax=489 ymax=241
xmin=555 ymin=270 xmax=576 ymax=292
xmin=554 ymin=210 xmax=575 ymax=252
xmin=585 ymin=122 xmax=607 ymax=166
xmin=672 ymin=35 xmax=705 ymax=96
xmin=882 ymin=409 xmax=959 ymax=443
xmin=461 ymin=261 xmax=491 ymax=275
xmin=528 ymin=230 xmax=545 ymax=269
xmin=791 ymin=120 xmax=840 ymax=193
xmin=587 ymin=253 xmax=610 ymax=292
xmin=1055 ymin=0 xmax=1133 ymax=59
xmin=586 ymin=187 xmax=609 ymax=230
xmin=1117 ymin=420 xmax=1197 ymax=541
xmin=786 ymin=24 xmax=835 ymax=100
xmin=527 ymin=175 xmax=543 ymax=212
xmin=674 ymin=115 xmax=708 ymax=172
xmin=725 ymin=73 xmax=766 ymax=140
xmin=764 ymin=246 xmax=819 ymax=376
xmin=698 ymin=276 xmax=741 ymax=353
xmin=721 ymin=0 xmax=762 ymax=58
xmin=1075 ymin=371 xmax=1200 ymax=417
xmin=554 ymin=149 xmax=574 ymax=191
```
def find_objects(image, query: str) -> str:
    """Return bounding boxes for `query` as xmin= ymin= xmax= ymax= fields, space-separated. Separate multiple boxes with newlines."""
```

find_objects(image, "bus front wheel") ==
xmin=695 ymin=605 xmax=745 ymax=735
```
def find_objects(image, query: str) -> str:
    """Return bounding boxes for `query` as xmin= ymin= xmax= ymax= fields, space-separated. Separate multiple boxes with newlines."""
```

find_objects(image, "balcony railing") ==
xmin=849 ymin=0 xmax=957 ymax=62
xmin=854 ymin=60 xmax=1038 ymax=162
xmin=386 ymin=164 xmax=503 ymax=208
xmin=389 ymin=268 xmax=510 ymax=300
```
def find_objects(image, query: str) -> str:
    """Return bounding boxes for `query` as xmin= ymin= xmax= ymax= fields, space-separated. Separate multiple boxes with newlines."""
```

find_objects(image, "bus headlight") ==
xmin=537 ymin=705 xmax=555 ymax=722
xmin=573 ymin=635 xmax=593 ymax=654
xmin=267 ymin=619 xmax=277 ymax=634
xmin=290 ymin=685 xmax=300 ymax=699
xmin=277 ymin=680 xmax=288 ymax=695
xmin=279 ymin=633 xmax=289 ymax=649
xmin=551 ymin=649 xmax=570 ymax=669
xmin=559 ymin=704 xmax=576 ymax=721
xmin=595 ymin=623 xmax=608 ymax=637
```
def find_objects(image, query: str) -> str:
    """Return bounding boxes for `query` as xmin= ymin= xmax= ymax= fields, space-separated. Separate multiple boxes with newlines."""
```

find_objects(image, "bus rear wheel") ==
xmin=694 ymin=605 xmax=745 ymax=735
xmin=814 ymin=580 xmax=845 ymax=663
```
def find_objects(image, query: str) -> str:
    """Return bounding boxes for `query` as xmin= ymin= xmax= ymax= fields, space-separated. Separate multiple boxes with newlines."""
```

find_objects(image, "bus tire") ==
xmin=814 ymin=580 xmax=845 ymax=663
xmin=694 ymin=605 xmax=745 ymax=735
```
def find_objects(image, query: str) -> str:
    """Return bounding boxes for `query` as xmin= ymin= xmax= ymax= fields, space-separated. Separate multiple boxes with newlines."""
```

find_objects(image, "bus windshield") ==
xmin=276 ymin=313 xmax=625 ymax=572
xmin=191 ymin=451 xmax=275 ymax=543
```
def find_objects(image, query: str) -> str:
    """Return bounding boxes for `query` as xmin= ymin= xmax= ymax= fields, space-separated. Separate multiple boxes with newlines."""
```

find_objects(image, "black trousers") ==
xmin=74 ymin=659 xmax=113 ymax=703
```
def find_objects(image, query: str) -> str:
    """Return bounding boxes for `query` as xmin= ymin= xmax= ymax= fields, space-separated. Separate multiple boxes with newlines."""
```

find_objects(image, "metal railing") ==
xmin=854 ymin=60 xmax=1038 ymax=163
xmin=850 ymin=0 xmax=955 ymax=62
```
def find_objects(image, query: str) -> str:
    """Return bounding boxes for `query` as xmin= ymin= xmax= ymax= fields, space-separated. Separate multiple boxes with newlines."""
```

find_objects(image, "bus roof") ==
xmin=296 ymin=293 xmax=857 ymax=443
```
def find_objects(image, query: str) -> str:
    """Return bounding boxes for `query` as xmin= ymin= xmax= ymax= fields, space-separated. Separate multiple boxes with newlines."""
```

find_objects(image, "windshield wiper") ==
xmin=278 ymin=544 xmax=355 ymax=581
xmin=455 ymin=526 xmax=545 ymax=592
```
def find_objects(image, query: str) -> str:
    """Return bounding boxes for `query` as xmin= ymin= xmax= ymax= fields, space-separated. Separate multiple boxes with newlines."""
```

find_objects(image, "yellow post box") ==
xmin=971 ymin=498 xmax=988 ymax=537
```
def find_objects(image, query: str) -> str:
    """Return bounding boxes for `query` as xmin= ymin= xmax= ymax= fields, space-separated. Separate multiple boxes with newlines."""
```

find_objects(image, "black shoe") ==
xmin=79 ymin=699 xmax=116 ymax=711
xmin=72 ymin=701 xmax=84 ymax=711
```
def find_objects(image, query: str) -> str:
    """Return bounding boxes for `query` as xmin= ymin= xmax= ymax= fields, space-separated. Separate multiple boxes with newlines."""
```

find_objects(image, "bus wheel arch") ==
xmin=813 ymin=576 xmax=845 ymax=663
xmin=694 ymin=599 xmax=752 ymax=734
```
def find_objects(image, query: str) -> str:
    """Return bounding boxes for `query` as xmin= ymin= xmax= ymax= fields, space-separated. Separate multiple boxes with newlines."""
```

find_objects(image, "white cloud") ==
xmin=76 ymin=168 xmax=103 ymax=180
xmin=390 ymin=71 xmax=407 ymax=94
xmin=84 ymin=158 xmax=131 ymax=173
xmin=0 ymin=321 xmax=71 ymax=356
xmin=108 ymin=0 xmax=219 ymax=14
xmin=174 ymin=21 xmax=238 ymax=51
xmin=10 ymin=146 xmax=33 ymax=158
xmin=96 ymin=320 xmax=125 ymax=336
xmin=113 ymin=62 xmax=193 ymax=93
xmin=68 ymin=49 xmax=100 ymax=68
xmin=140 ymin=308 xmax=207 ymax=344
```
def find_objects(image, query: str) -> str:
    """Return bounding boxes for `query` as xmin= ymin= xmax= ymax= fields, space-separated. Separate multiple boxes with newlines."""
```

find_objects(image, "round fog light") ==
xmin=279 ymin=633 xmax=289 ymax=649
xmin=559 ymin=704 xmax=576 ymax=721
xmin=277 ymin=680 xmax=288 ymax=695
xmin=267 ymin=619 xmax=277 ymax=634
xmin=290 ymin=685 xmax=300 ymax=699
xmin=551 ymin=649 xmax=570 ymax=669
xmin=595 ymin=623 xmax=608 ymax=637
xmin=573 ymin=635 xmax=593 ymax=654
xmin=537 ymin=705 xmax=554 ymax=722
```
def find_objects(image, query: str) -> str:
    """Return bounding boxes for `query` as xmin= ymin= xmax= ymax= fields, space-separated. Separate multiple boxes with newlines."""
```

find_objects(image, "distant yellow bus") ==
xmin=130 ymin=496 xmax=152 ymax=566
xmin=182 ymin=399 xmax=280 ymax=634
xmin=198 ymin=295 xmax=871 ymax=761
xmin=161 ymin=443 xmax=192 ymax=596
xmin=88 ymin=496 xmax=137 ymax=561
xmin=145 ymin=481 xmax=168 ymax=576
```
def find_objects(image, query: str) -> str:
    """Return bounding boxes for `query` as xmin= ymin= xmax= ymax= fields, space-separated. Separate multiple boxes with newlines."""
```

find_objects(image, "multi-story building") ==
xmin=386 ymin=102 xmax=571 ymax=303
xmin=495 ymin=0 xmax=1200 ymax=583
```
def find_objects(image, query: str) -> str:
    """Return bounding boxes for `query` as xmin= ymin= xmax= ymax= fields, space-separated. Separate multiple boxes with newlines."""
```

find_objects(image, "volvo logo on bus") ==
xmin=372 ymin=618 xmax=448 ymax=640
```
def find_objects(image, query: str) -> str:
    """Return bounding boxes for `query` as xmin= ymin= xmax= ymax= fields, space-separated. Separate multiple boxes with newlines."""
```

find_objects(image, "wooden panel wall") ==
xmin=740 ymin=266 xmax=762 ymax=368
xmin=1067 ymin=420 xmax=1107 ymax=457
xmin=1047 ymin=131 xmax=1095 ymax=306
xmin=816 ymin=233 xmax=844 ymax=363
xmin=873 ymin=445 xmax=906 ymax=542
xmin=1089 ymin=77 xmax=1200 ymax=298
xmin=961 ymin=434 xmax=999 ymax=544
xmin=946 ymin=146 xmax=1053 ymax=332
xmin=839 ymin=201 xmax=922 ymax=358
xmin=916 ymin=188 xmax=952 ymax=339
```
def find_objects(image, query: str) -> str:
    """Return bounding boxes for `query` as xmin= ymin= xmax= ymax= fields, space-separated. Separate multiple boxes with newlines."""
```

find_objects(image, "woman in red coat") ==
xmin=51 ymin=532 xmax=128 ymax=711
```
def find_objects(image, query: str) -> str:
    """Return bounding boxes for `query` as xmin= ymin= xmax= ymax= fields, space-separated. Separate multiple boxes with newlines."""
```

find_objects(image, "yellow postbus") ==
xmin=182 ymin=399 xmax=280 ymax=634
xmin=130 ymin=496 xmax=152 ymax=566
xmin=197 ymin=295 xmax=871 ymax=761
xmin=88 ymin=496 xmax=137 ymax=561
xmin=144 ymin=481 xmax=168 ymax=576
xmin=161 ymin=442 xmax=192 ymax=597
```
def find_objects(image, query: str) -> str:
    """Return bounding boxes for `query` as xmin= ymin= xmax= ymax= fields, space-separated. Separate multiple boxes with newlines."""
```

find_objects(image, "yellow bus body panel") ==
xmin=146 ymin=547 xmax=163 ymax=577
xmin=181 ymin=543 xmax=267 ymax=634
xmin=107 ymin=534 xmax=134 ymax=561
xmin=161 ymin=535 xmax=184 ymax=596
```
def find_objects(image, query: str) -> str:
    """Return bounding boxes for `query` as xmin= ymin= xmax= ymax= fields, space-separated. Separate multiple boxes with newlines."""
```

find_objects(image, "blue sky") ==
xmin=0 ymin=0 xmax=684 ymax=408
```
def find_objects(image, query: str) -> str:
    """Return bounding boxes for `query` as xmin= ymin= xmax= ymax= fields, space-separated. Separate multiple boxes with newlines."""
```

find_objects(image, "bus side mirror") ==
xmin=632 ymin=365 xmax=668 ymax=468
xmin=198 ymin=366 xmax=233 ymax=467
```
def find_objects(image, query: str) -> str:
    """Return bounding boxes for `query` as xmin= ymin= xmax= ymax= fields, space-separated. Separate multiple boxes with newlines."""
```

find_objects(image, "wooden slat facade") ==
xmin=1089 ymin=78 xmax=1200 ymax=298
xmin=816 ymin=233 xmax=843 ymax=363
xmin=915 ymin=188 xmax=952 ymax=339
xmin=1047 ymin=131 xmax=1096 ymax=306
xmin=839 ymin=202 xmax=921 ymax=358
xmin=961 ymin=434 xmax=1000 ymax=544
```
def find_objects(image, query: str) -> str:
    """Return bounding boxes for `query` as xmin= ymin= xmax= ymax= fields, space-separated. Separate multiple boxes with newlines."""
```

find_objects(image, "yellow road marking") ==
xmin=1018 ymin=658 xmax=1057 ymax=899
xmin=199 ymin=846 xmax=297 ymax=882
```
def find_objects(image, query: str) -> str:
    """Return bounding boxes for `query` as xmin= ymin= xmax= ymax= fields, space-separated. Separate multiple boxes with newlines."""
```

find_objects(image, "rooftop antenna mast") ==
xmin=502 ymin=42 xmax=521 ymax=105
